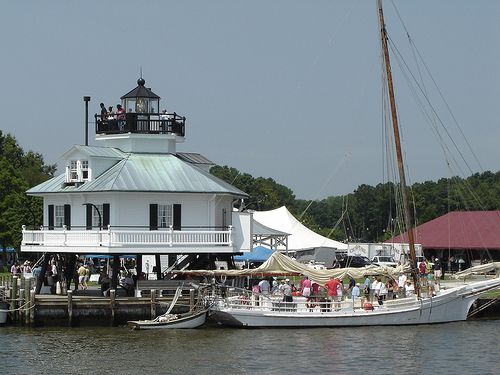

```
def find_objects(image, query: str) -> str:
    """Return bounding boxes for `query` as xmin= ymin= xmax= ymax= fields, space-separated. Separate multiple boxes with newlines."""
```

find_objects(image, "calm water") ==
xmin=1 ymin=320 xmax=499 ymax=375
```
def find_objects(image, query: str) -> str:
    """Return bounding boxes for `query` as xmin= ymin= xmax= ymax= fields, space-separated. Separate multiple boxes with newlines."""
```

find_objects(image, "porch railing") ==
xmin=21 ymin=225 xmax=233 ymax=248
xmin=94 ymin=112 xmax=186 ymax=136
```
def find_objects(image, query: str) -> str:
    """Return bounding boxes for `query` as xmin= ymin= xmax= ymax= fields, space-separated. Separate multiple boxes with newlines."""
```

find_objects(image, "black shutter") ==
xmin=173 ymin=204 xmax=181 ymax=230
xmin=64 ymin=204 xmax=71 ymax=230
xmin=103 ymin=204 xmax=110 ymax=229
xmin=86 ymin=204 xmax=93 ymax=230
xmin=48 ymin=205 xmax=54 ymax=230
xmin=150 ymin=204 xmax=158 ymax=230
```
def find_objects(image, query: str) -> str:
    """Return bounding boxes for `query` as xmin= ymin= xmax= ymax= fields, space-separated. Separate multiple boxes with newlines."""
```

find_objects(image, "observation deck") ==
xmin=95 ymin=112 xmax=185 ymax=136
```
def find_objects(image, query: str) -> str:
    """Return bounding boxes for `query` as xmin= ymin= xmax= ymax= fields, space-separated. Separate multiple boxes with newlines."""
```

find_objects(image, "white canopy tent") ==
xmin=252 ymin=206 xmax=348 ymax=251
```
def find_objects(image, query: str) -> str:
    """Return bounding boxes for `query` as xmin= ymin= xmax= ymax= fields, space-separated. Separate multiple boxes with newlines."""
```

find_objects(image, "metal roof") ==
xmin=27 ymin=153 xmax=248 ymax=197
xmin=176 ymin=152 xmax=215 ymax=166
xmin=388 ymin=211 xmax=500 ymax=250
xmin=120 ymin=78 xmax=160 ymax=99
xmin=61 ymin=145 xmax=127 ymax=159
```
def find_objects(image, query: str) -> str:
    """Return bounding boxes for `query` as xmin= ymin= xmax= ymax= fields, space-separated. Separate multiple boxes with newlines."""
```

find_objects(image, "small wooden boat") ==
xmin=127 ymin=284 xmax=208 ymax=329
xmin=127 ymin=308 xmax=208 ymax=330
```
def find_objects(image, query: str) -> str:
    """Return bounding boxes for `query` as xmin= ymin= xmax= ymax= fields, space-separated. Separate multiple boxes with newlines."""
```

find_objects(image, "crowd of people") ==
xmin=98 ymin=102 xmax=126 ymax=131
xmin=7 ymin=255 xmax=139 ymax=297
xmin=247 ymin=263 xmax=443 ymax=311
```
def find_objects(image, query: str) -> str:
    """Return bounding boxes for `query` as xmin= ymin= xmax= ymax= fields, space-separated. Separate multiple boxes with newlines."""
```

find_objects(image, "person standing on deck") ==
xmin=372 ymin=277 xmax=381 ymax=303
xmin=351 ymin=283 xmax=361 ymax=308
xmin=258 ymin=278 xmax=270 ymax=295
xmin=251 ymin=282 xmax=261 ymax=306
xmin=281 ymin=279 xmax=293 ymax=303
xmin=378 ymin=278 xmax=387 ymax=305
xmin=325 ymin=276 xmax=341 ymax=311
xmin=433 ymin=258 xmax=442 ymax=289
xmin=363 ymin=276 xmax=371 ymax=303
xmin=116 ymin=104 xmax=126 ymax=131
xmin=99 ymin=103 xmax=107 ymax=121
xmin=419 ymin=260 xmax=427 ymax=287
xmin=397 ymin=273 xmax=407 ymax=298
xmin=258 ymin=278 xmax=270 ymax=304
xmin=300 ymin=276 xmax=312 ymax=297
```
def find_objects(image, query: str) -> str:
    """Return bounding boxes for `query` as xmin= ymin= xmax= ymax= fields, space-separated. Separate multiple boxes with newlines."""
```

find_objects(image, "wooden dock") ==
xmin=1 ymin=275 xmax=205 ymax=327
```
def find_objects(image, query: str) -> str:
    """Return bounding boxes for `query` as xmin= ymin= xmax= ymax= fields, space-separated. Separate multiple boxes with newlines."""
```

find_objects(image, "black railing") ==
xmin=95 ymin=112 xmax=186 ymax=136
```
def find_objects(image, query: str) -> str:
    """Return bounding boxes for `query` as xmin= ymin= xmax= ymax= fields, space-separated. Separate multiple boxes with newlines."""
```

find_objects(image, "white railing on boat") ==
xmin=218 ymin=287 xmax=421 ymax=313
xmin=224 ymin=294 xmax=364 ymax=312
xmin=21 ymin=225 xmax=233 ymax=249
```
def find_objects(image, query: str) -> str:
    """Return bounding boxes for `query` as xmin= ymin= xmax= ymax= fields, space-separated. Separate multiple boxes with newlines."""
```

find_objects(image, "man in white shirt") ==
xmin=397 ymin=273 xmax=407 ymax=298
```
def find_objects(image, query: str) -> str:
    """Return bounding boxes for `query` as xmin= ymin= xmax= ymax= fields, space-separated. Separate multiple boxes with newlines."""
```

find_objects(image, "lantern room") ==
xmin=121 ymin=77 xmax=160 ymax=114
xmin=94 ymin=78 xmax=186 ymax=153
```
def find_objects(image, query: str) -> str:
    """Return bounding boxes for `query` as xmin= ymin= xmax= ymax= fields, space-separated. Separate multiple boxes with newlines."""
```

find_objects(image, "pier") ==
xmin=0 ymin=275 xmax=205 ymax=327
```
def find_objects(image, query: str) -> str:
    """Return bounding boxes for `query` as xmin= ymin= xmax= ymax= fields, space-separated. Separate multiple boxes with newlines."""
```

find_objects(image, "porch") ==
xmin=21 ymin=225 xmax=236 ymax=254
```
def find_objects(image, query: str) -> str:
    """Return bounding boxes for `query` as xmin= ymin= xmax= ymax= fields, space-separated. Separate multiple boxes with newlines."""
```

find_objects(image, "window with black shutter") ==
xmin=64 ymin=204 xmax=71 ymax=230
xmin=86 ymin=204 xmax=93 ymax=230
xmin=173 ymin=204 xmax=181 ymax=230
xmin=150 ymin=204 xmax=158 ymax=230
xmin=48 ymin=205 xmax=54 ymax=230
xmin=103 ymin=203 xmax=110 ymax=229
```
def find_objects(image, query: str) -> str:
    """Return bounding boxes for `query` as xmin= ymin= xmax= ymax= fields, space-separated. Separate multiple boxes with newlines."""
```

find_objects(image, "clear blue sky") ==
xmin=1 ymin=1 xmax=498 ymax=199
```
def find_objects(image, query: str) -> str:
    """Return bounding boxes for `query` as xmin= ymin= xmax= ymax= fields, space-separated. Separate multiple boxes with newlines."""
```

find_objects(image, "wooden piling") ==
xmin=67 ymin=290 xmax=73 ymax=326
xmin=29 ymin=290 xmax=35 ymax=326
xmin=110 ymin=289 xmax=116 ymax=326
xmin=18 ymin=288 xmax=24 ymax=323
xmin=25 ymin=279 xmax=32 ymax=325
xmin=151 ymin=289 xmax=157 ymax=319
xmin=10 ymin=276 xmax=18 ymax=321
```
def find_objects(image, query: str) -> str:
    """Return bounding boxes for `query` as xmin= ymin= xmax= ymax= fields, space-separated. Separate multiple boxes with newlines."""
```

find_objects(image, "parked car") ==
xmin=371 ymin=255 xmax=398 ymax=268
xmin=333 ymin=255 xmax=373 ymax=268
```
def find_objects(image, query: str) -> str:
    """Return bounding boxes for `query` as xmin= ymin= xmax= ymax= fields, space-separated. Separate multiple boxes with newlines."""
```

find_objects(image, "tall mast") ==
xmin=377 ymin=0 xmax=419 ymax=296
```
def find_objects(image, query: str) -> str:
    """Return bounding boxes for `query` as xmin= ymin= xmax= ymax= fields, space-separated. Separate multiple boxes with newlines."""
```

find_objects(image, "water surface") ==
xmin=1 ymin=321 xmax=499 ymax=375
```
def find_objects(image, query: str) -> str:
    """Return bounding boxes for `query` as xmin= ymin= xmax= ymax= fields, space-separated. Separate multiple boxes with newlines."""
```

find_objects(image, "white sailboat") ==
xmin=209 ymin=0 xmax=500 ymax=327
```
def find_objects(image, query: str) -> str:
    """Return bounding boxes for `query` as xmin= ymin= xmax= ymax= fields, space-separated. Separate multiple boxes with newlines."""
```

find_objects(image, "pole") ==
xmin=377 ymin=0 xmax=419 ymax=297
xmin=83 ymin=96 xmax=91 ymax=146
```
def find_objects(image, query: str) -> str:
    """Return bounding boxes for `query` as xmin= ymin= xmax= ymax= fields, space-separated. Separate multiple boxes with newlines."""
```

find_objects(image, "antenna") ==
xmin=140 ymin=66 xmax=143 ymax=78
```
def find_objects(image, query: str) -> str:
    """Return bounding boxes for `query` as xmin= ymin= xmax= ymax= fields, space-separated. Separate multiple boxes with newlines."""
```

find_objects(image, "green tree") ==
xmin=0 ymin=131 xmax=55 ymax=254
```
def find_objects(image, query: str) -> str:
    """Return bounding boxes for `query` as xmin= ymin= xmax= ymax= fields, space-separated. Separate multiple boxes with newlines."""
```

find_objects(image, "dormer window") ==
xmin=69 ymin=160 xmax=78 ymax=181
xmin=66 ymin=159 xmax=90 ymax=183
xmin=81 ymin=160 xmax=89 ymax=180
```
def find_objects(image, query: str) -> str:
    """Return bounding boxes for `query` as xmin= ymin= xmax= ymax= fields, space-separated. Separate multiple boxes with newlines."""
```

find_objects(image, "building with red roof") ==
xmin=387 ymin=211 xmax=500 ymax=268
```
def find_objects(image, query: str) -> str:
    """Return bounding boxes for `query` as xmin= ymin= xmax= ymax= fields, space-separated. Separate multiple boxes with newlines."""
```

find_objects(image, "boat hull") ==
xmin=128 ymin=310 xmax=207 ymax=329
xmin=212 ymin=279 xmax=500 ymax=327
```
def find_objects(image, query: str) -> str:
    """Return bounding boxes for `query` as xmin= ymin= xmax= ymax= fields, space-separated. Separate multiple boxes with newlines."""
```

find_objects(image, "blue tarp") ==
xmin=0 ymin=247 xmax=16 ymax=253
xmin=233 ymin=246 xmax=274 ymax=262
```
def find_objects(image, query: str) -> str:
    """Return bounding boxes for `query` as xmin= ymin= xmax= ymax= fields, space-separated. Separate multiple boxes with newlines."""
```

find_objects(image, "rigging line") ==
xmin=390 ymin=0 xmax=428 ymax=99
xmin=386 ymin=36 xmax=476 ymax=176
xmin=389 ymin=0 xmax=484 ymax=172
xmin=406 ymin=37 xmax=484 ymax=172
xmin=297 ymin=152 xmax=350 ymax=221
xmin=387 ymin=39 xmax=473 ymax=189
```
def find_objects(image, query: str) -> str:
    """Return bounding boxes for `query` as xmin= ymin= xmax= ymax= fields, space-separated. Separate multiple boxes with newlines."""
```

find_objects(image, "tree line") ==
xmin=0 ymin=131 xmax=497 ymax=255
xmin=211 ymin=165 xmax=499 ymax=243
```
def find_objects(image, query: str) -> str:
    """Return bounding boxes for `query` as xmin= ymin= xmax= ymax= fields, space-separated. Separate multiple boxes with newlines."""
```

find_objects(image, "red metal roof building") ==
xmin=388 ymin=211 xmax=500 ymax=263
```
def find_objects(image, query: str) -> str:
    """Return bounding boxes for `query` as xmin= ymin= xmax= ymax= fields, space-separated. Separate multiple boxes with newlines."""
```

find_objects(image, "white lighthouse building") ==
xmin=21 ymin=78 xmax=252 ymax=280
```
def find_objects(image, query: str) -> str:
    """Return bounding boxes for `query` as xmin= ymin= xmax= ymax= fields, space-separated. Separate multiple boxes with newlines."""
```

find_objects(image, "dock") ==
xmin=0 ymin=275 xmax=205 ymax=327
